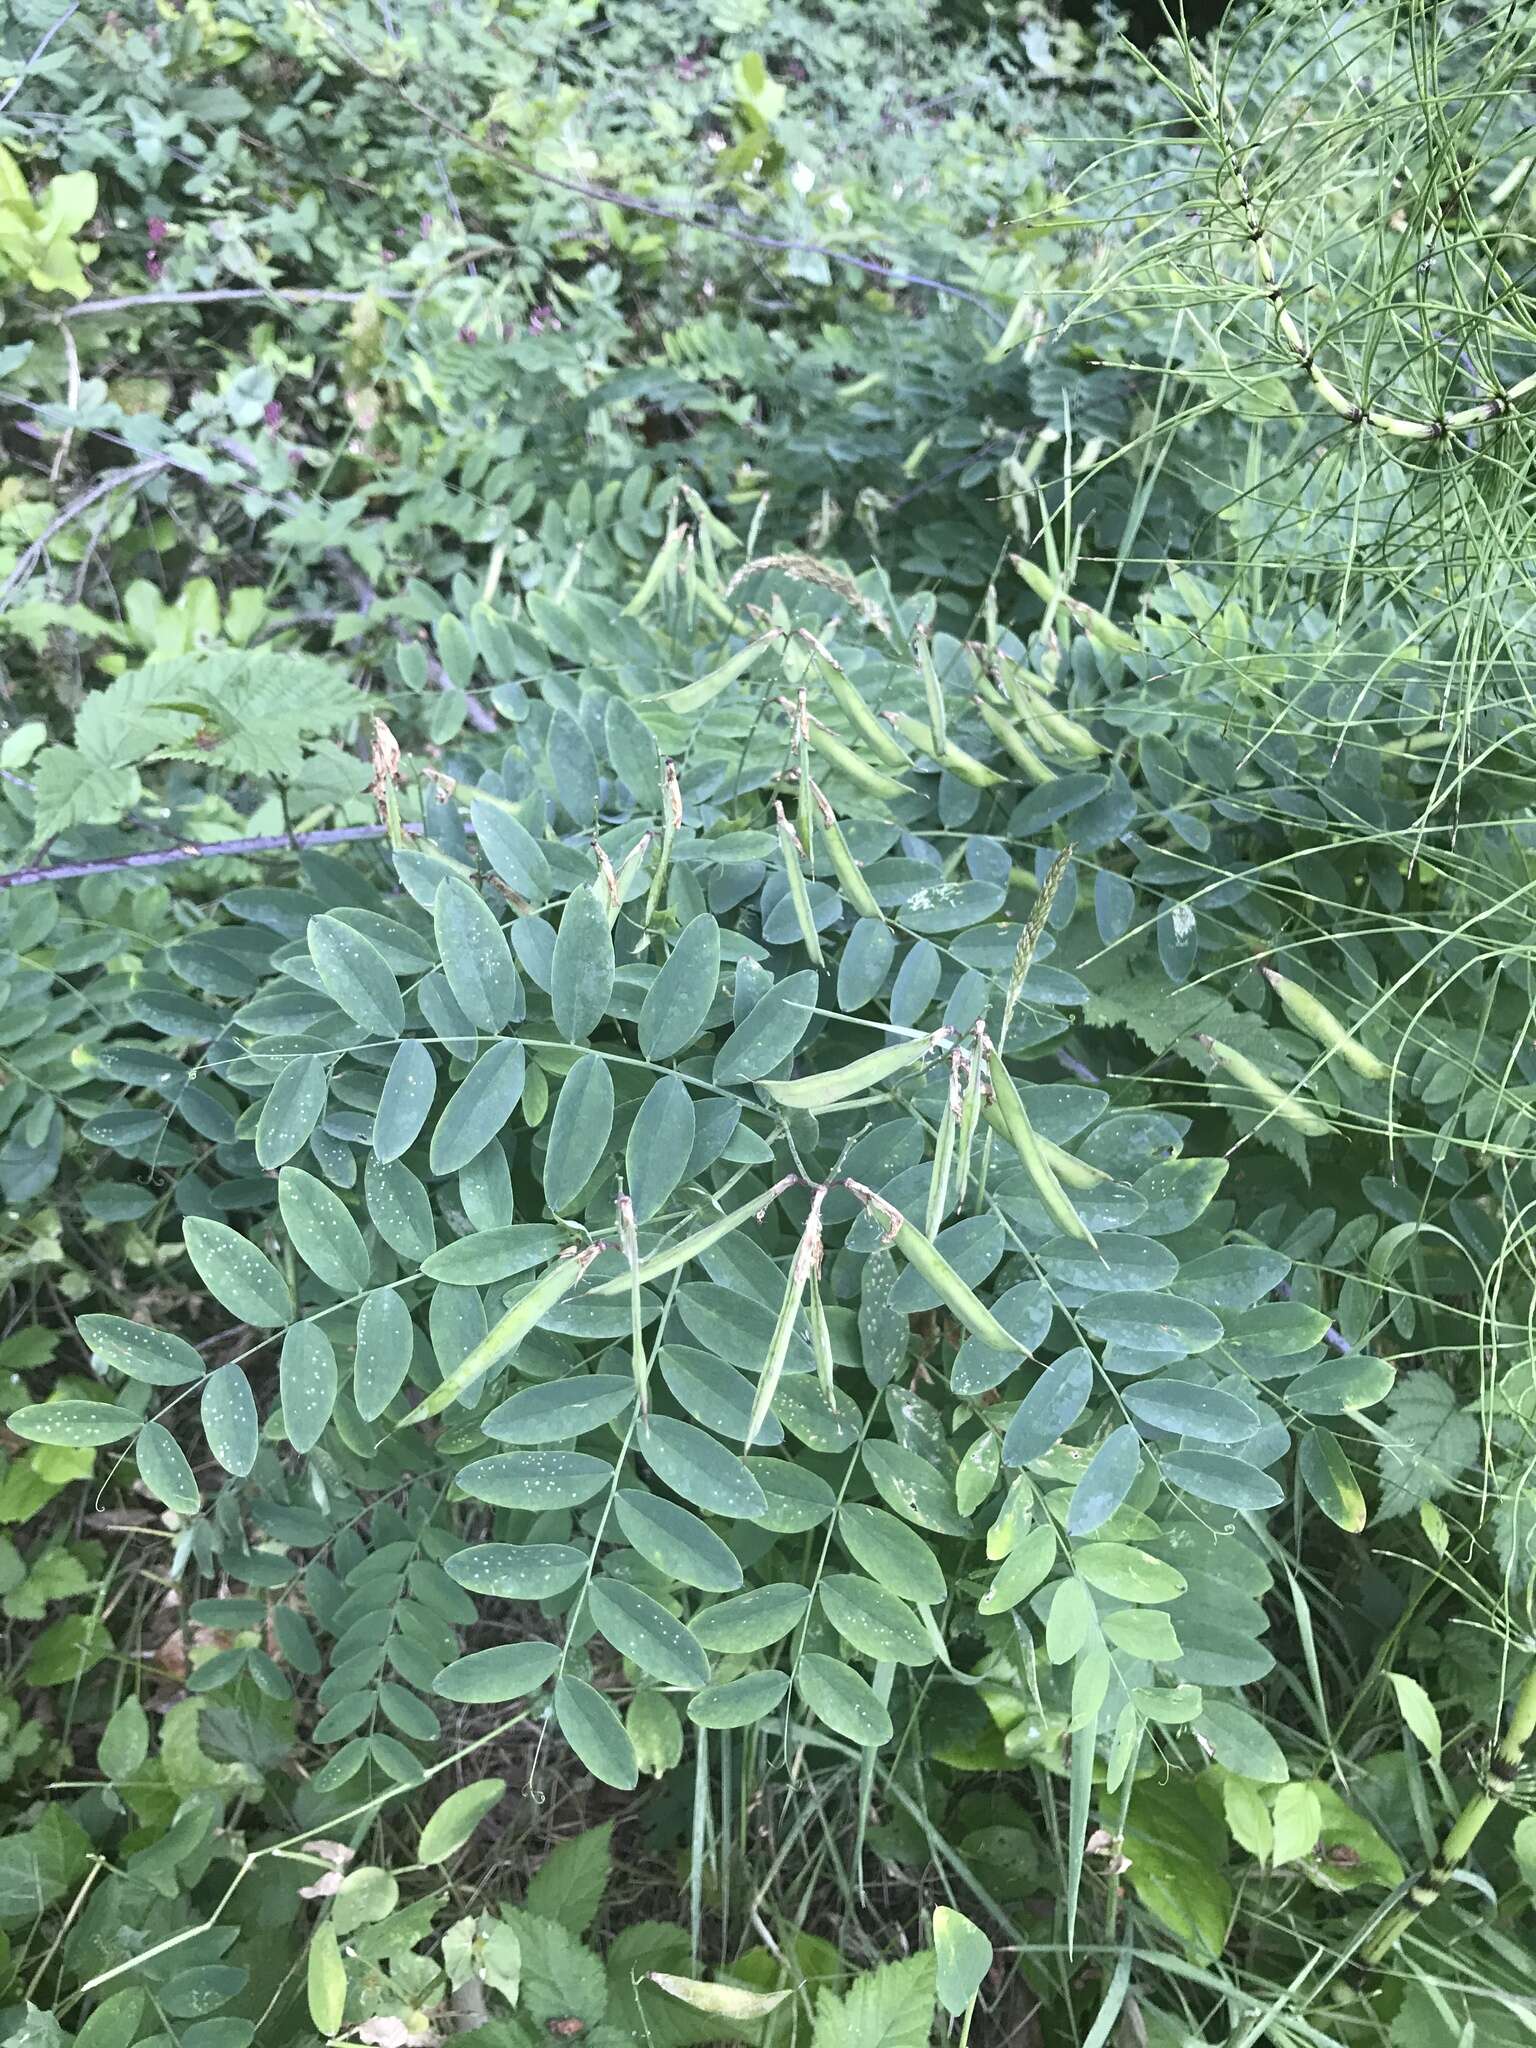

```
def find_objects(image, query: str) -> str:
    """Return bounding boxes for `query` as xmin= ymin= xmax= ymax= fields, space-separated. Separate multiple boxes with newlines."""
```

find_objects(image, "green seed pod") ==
xmin=914 ymin=629 xmax=949 ymax=756
xmin=924 ymin=1061 xmax=959 ymax=1237
xmin=809 ymin=782 xmax=886 ymax=922
xmin=1263 ymin=968 xmax=1391 ymax=1081
xmin=591 ymin=1176 xmax=799 ymax=1295
xmin=986 ymin=1046 xmax=1097 ymax=1244
xmin=1013 ymin=555 xmax=1138 ymax=655
xmin=973 ymin=695 xmax=1055 ymax=785
xmin=757 ymin=1029 xmax=948 ymax=1111
xmin=1198 ymin=1034 xmax=1333 ymax=1137
xmin=403 ymin=1244 xmax=601 ymax=1423
xmin=622 ymin=522 xmax=687 ymax=617
xmin=616 ymin=1193 xmax=651 ymax=1414
xmin=844 ymin=1179 xmax=1028 ymax=1353
xmin=747 ymin=1186 xmax=826 ymax=1444
xmin=808 ymin=1270 xmax=836 ymax=1408
xmin=775 ymin=802 xmax=824 ymax=968
xmin=884 ymin=710 xmax=1007 ymax=788
xmin=802 ymin=715 xmax=912 ymax=801
xmin=799 ymin=630 xmax=912 ymax=769
xmin=646 ymin=632 xmax=778 ymax=715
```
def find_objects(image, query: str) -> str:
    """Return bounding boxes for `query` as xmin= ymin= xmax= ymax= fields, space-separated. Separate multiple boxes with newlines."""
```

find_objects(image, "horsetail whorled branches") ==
xmin=1198 ymin=70 xmax=1536 ymax=441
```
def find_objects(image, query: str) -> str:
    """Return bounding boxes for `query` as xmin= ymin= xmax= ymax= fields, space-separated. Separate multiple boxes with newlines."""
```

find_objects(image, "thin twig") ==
xmin=0 ymin=1 xmax=80 ymax=117
xmin=0 ymin=457 xmax=170 ymax=610
xmin=0 ymin=820 xmax=417 ymax=891
xmin=61 ymin=285 xmax=410 ymax=320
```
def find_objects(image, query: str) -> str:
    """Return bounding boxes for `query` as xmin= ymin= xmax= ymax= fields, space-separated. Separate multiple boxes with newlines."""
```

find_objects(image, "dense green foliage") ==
xmin=1 ymin=0 xmax=1535 ymax=2044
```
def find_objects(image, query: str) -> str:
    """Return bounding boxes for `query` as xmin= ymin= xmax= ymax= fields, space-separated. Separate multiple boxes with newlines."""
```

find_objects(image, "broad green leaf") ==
xmin=307 ymin=1922 xmax=347 ymax=2036
xmin=433 ymin=1642 xmax=560 ymax=1703
xmin=184 ymin=1217 xmax=291 ymax=1326
xmin=1298 ymin=1427 xmax=1366 ymax=1531
xmin=8 ymin=1401 xmax=135 ymax=1447
xmin=364 ymin=1156 xmax=437 ymax=1262
xmin=1045 ymin=1575 xmax=1095 ymax=1663
xmin=136 ymin=1422 xmax=200 ymax=1512
xmin=483 ymin=1374 xmax=634 ymax=1444
xmin=1386 ymin=1670 xmax=1442 ymax=1757
xmin=373 ymin=1038 xmax=437 ymax=1162
xmin=417 ymin=1776 xmax=506 ymax=1861
xmin=99 ymin=1695 xmax=150 ymax=1785
xmin=429 ymin=1039 xmax=527 ymax=1175
xmin=638 ymin=1416 xmax=767 ymax=1518
xmin=1288 ymin=1354 xmax=1396 ymax=1414
xmin=1103 ymin=1607 xmax=1181 ymax=1660
xmin=614 ymin=1492 xmax=744 ymax=1593
xmin=470 ymin=796 xmax=551 ymax=902
xmin=353 ymin=1286 xmax=415 ymax=1420
xmin=201 ymin=1364 xmax=259 ymax=1476
xmin=626 ymin=1074 xmax=695 ymax=1224
xmin=1074 ymin=1543 xmax=1187 ymax=1603
xmin=278 ymin=1166 xmax=371 ymax=1294
xmin=794 ymin=1653 xmax=893 ymax=1746
xmin=811 ymin=1954 xmax=936 ymax=2048
xmin=978 ymin=1523 xmax=1056 ymax=1615
xmin=1123 ymin=1379 xmax=1261 ymax=1443
xmin=686 ymin=1670 xmax=790 ymax=1729
xmin=1002 ymin=1348 xmax=1093 ymax=1466
xmin=256 ymin=1055 xmax=327 ymax=1168
xmin=279 ymin=1320 xmax=338 ymax=1451
xmin=78 ymin=1316 xmax=204 ymax=1386
xmin=837 ymin=1504 xmax=946 ymax=1605
xmin=1270 ymin=1782 xmax=1322 ymax=1865
xmin=1080 ymin=1292 xmax=1224 ymax=1360
xmin=820 ymin=1574 xmax=932 ymax=1665
xmin=1194 ymin=1700 xmax=1288 ymax=1783
xmin=650 ymin=1970 xmax=790 ymax=2020
xmin=434 ymin=876 xmax=519 ymax=1032
xmin=933 ymin=1906 xmax=991 ymax=2017
xmin=446 ymin=1544 xmax=588 ymax=1599
xmin=456 ymin=1450 xmax=612 ymax=1509
xmin=551 ymin=887 xmax=615 ymax=1042
xmin=837 ymin=917 xmax=896 ymax=1011
xmin=1162 ymin=1450 xmax=1284 ymax=1511
xmin=554 ymin=1674 xmax=638 ymax=1789
xmin=543 ymin=1052 xmax=615 ymax=1212
xmin=689 ymin=1583 xmax=809 ymax=1652
xmin=712 ymin=968 xmax=818 ymax=1085
xmin=861 ymin=1439 xmax=971 ymax=1535
xmin=639 ymin=913 xmax=720 ymax=1061
xmin=1066 ymin=1424 xmax=1141 ymax=1537
xmin=309 ymin=913 xmax=404 ymax=1036
xmin=421 ymin=1223 xmax=563 ymax=1285
xmin=589 ymin=1580 xmax=710 ymax=1687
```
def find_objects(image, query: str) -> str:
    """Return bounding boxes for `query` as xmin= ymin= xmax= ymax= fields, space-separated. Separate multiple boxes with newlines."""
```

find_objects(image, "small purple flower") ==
xmin=263 ymin=399 xmax=283 ymax=428
xmin=458 ymin=325 xmax=478 ymax=345
xmin=147 ymin=216 xmax=168 ymax=245
xmin=420 ymin=213 xmax=433 ymax=237
xmin=529 ymin=304 xmax=559 ymax=334
xmin=146 ymin=253 xmax=163 ymax=281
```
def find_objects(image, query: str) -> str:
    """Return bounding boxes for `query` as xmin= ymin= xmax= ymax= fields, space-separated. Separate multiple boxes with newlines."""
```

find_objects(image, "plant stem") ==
xmin=1363 ymin=1660 xmax=1536 ymax=1962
